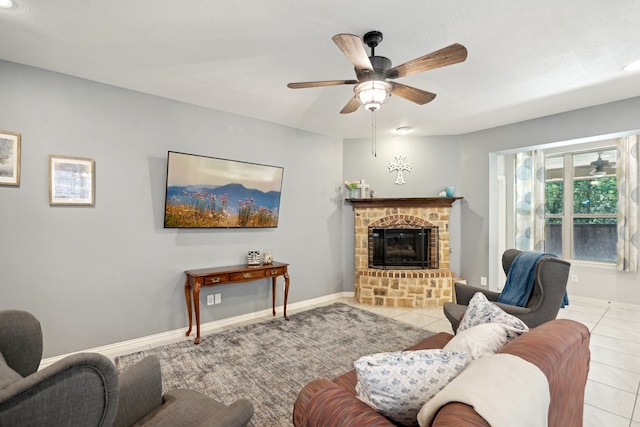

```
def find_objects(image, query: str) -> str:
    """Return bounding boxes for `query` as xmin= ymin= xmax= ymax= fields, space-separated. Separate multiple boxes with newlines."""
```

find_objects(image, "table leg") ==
xmin=283 ymin=272 xmax=290 ymax=321
xmin=193 ymin=281 xmax=202 ymax=344
xmin=272 ymin=277 xmax=277 ymax=317
xmin=184 ymin=277 xmax=193 ymax=337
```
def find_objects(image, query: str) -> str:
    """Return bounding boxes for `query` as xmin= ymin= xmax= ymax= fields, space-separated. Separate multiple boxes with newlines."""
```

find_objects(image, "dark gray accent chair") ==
xmin=0 ymin=309 xmax=255 ymax=427
xmin=443 ymin=249 xmax=571 ymax=332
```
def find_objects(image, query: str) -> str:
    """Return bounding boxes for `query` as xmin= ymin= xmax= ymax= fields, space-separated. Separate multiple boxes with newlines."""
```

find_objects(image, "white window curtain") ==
xmin=514 ymin=150 xmax=546 ymax=252
xmin=616 ymin=135 xmax=639 ymax=272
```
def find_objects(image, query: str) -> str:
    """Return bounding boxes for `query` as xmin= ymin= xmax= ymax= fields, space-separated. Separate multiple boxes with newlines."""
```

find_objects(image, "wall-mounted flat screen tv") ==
xmin=164 ymin=151 xmax=284 ymax=228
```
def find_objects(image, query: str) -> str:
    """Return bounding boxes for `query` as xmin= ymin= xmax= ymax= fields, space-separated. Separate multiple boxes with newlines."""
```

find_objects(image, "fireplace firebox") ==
xmin=369 ymin=227 xmax=439 ymax=269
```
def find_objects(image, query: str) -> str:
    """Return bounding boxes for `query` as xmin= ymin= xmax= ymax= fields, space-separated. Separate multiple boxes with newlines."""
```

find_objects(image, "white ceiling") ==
xmin=2 ymin=0 xmax=640 ymax=139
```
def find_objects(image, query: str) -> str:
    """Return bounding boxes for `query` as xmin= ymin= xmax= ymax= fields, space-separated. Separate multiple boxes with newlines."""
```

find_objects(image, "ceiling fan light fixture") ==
xmin=396 ymin=126 xmax=412 ymax=135
xmin=355 ymin=80 xmax=392 ymax=112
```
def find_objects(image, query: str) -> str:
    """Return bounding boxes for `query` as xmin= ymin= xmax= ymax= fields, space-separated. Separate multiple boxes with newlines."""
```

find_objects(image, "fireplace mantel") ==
xmin=346 ymin=197 xmax=462 ymax=208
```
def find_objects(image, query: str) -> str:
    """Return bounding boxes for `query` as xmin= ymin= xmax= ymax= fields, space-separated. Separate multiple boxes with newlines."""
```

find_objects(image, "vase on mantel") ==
xmin=349 ymin=189 xmax=357 ymax=199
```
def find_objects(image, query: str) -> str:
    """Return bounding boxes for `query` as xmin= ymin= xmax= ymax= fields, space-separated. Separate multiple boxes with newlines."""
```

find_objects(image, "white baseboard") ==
xmin=39 ymin=292 xmax=354 ymax=370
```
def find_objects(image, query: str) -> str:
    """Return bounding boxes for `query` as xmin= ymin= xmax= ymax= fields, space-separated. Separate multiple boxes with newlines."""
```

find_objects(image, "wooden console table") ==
xmin=184 ymin=262 xmax=290 ymax=344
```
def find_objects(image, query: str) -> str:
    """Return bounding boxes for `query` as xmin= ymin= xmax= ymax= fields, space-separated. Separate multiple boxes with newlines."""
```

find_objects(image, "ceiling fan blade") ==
xmin=386 ymin=43 xmax=468 ymax=79
xmin=340 ymin=97 xmax=361 ymax=114
xmin=287 ymin=80 xmax=358 ymax=89
xmin=390 ymin=82 xmax=437 ymax=105
xmin=332 ymin=34 xmax=374 ymax=73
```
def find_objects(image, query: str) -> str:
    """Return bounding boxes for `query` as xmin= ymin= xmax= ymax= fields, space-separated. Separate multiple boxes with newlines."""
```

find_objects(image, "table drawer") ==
xmin=204 ymin=274 xmax=229 ymax=285
xmin=230 ymin=270 xmax=266 ymax=281
xmin=265 ymin=266 xmax=287 ymax=277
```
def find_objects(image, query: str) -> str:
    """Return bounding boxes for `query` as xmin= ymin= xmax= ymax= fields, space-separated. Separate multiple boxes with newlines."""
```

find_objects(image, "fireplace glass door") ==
xmin=370 ymin=227 xmax=438 ymax=269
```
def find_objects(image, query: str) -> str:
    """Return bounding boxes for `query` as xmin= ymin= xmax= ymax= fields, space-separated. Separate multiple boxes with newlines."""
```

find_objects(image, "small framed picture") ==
xmin=0 ymin=130 xmax=21 ymax=186
xmin=247 ymin=250 xmax=261 ymax=265
xmin=48 ymin=155 xmax=95 ymax=206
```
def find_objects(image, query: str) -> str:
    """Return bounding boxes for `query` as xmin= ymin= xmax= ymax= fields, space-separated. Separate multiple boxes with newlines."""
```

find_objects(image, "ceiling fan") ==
xmin=590 ymin=152 xmax=611 ymax=176
xmin=287 ymin=31 xmax=468 ymax=114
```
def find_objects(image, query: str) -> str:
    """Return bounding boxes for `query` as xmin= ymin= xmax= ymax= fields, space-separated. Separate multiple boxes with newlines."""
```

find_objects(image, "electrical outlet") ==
xmin=480 ymin=276 xmax=487 ymax=286
xmin=206 ymin=294 xmax=214 ymax=306
xmin=214 ymin=293 xmax=222 ymax=304
xmin=571 ymin=274 xmax=578 ymax=283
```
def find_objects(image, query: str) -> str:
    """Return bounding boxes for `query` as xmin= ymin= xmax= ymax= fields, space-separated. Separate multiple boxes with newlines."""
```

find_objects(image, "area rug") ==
xmin=115 ymin=302 xmax=435 ymax=426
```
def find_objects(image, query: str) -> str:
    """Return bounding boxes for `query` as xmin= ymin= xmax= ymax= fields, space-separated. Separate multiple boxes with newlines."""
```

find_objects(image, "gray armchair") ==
xmin=443 ymin=249 xmax=571 ymax=332
xmin=0 ymin=309 xmax=254 ymax=427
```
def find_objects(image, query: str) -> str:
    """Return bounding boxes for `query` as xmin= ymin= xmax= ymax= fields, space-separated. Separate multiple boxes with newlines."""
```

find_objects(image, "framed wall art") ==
xmin=0 ymin=130 xmax=21 ymax=186
xmin=48 ymin=155 xmax=95 ymax=206
xmin=163 ymin=151 xmax=284 ymax=228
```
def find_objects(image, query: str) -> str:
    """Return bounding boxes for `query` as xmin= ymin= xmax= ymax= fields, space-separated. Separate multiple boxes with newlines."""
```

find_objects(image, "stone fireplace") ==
xmin=348 ymin=197 xmax=461 ymax=308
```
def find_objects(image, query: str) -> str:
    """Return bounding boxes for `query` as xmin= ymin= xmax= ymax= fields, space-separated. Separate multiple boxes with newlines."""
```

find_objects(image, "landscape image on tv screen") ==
xmin=164 ymin=151 xmax=284 ymax=228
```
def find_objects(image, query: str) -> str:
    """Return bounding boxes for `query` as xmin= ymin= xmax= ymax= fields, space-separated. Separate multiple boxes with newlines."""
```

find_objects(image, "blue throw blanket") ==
xmin=498 ymin=251 xmax=569 ymax=308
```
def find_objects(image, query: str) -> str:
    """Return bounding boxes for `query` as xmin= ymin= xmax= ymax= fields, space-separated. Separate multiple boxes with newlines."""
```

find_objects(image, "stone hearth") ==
xmin=348 ymin=197 xmax=461 ymax=308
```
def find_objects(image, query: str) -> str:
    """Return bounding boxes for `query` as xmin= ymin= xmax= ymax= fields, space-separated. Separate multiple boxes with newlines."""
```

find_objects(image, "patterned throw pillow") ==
xmin=443 ymin=322 xmax=522 ymax=364
xmin=457 ymin=292 xmax=529 ymax=340
xmin=354 ymin=349 xmax=467 ymax=427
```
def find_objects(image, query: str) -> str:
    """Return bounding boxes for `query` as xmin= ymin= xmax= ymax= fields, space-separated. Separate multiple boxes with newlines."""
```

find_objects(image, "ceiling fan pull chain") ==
xmin=371 ymin=110 xmax=377 ymax=157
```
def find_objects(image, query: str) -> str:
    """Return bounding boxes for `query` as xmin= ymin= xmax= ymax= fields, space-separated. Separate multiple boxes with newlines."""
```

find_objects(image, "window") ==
xmin=545 ymin=149 xmax=617 ymax=262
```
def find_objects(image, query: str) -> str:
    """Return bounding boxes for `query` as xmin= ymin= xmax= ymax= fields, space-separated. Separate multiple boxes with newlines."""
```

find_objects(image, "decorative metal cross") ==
xmin=388 ymin=155 xmax=412 ymax=185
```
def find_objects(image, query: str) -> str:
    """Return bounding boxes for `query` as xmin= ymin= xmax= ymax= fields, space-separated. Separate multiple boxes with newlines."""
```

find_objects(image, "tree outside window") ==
xmin=545 ymin=149 xmax=617 ymax=262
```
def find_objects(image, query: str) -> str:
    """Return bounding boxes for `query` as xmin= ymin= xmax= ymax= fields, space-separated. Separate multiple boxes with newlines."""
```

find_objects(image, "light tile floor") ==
xmin=342 ymin=295 xmax=640 ymax=427
xmin=109 ymin=295 xmax=640 ymax=427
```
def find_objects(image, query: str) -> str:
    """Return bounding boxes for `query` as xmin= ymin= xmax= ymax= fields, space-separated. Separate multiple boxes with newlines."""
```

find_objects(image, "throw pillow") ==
xmin=354 ymin=349 xmax=467 ymax=427
xmin=0 ymin=352 xmax=23 ymax=390
xmin=443 ymin=322 xmax=521 ymax=364
xmin=457 ymin=292 xmax=529 ymax=340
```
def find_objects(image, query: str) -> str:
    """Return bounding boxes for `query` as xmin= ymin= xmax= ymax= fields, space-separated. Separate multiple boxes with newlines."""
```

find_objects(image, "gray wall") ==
xmin=457 ymin=97 xmax=640 ymax=303
xmin=4 ymin=57 xmax=640 ymax=357
xmin=341 ymin=98 xmax=640 ymax=306
xmin=341 ymin=135 xmax=464 ymax=286
xmin=0 ymin=60 xmax=344 ymax=357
